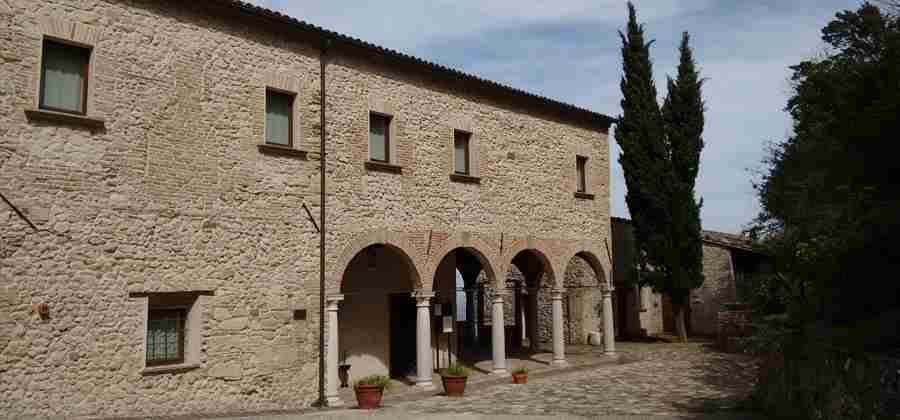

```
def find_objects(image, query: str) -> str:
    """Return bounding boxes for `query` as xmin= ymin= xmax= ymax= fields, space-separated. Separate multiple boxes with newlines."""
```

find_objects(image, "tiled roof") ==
xmin=611 ymin=217 xmax=760 ymax=253
xmin=207 ymin=0 xmax=615 ymax=131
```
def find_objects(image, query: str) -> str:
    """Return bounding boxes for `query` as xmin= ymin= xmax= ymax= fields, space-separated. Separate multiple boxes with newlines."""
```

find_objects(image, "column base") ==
xmin=491 ymin=368 xmax=508 ymax=375
xmin=551 ymin=359 xmax=568 ymax=367
xmin=604 ymin=350 xmax=616 ymax=356
xmin=415 ymin=380 xmax=435 ymax=391
xmin=325 ymin=396 xmax=343 ymax=407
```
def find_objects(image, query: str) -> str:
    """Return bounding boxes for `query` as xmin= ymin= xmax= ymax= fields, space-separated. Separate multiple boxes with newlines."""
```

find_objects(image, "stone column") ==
xmin=413 ymin=291 xmax=435 ymax=390
xmin=602 ymin=288 xmax=616 ymax=354
xmin=477 ymin=285 xmax=485 ymax=331
xmin=519 ymin=287 xmax=527 ymax=346
xmin=513 ymin=283 xmax=522 ymax=350
xmin=551 ymin=289 xmax=567 ymax=366
xmin=466 ymin=288 xmax=477 ymax=343
xmin=491 ymin=291 xmax=507 ymax=374
xmin=527 ymin=287 xmax=539 ymax=352
xmin=325 ymin=294 xmax=344 ymax=407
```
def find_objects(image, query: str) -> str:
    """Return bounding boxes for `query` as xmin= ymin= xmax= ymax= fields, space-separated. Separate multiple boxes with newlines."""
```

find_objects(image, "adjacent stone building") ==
xmin=0 ymin=1 xmax=615 ymax=418
xmin=610 ymin=217 xmax=771 ymax=338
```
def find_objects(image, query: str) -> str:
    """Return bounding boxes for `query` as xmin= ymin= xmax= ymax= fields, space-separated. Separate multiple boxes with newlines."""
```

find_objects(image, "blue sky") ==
xmin=248 ymin=0 xmax=862 ymax=233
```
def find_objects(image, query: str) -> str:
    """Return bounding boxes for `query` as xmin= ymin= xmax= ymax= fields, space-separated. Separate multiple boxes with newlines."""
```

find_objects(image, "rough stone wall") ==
xmin=535 ymin=257 xmax=598 ymax=345
xmin=690 ymin=244 xmax=737 ymax=336
xmin=1 ymin=1 xmax=323 ymax=418
xmin=0 ymin=0 xmax=610 ymax=418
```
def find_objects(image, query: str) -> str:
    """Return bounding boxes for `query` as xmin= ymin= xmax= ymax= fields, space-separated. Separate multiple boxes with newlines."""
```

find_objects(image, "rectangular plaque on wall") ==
xmin=434 ymin=303 xmax=442 ymax=316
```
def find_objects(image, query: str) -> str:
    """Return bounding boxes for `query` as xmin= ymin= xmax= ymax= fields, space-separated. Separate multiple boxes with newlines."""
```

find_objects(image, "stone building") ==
xmin=0 ymin=0 xmax=615 ymax=418
xmin=610 ymin=217 xmax=771 ymax=338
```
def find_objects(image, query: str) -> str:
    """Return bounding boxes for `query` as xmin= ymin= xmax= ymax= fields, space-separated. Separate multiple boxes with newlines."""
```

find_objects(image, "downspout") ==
xmin=317 ymin=38 xmax=330 ymax=408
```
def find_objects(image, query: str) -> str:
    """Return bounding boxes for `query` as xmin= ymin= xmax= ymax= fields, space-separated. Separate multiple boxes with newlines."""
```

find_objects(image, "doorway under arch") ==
xmin=339 ymin=244 xmax=419 ymax=381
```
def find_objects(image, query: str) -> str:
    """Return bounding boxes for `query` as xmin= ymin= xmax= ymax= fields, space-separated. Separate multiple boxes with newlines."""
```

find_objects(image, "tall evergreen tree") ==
xmin=617 ymin=4 xmax=705 ymax=342
xmin=661 ymin=32 xmax=705 ymax=341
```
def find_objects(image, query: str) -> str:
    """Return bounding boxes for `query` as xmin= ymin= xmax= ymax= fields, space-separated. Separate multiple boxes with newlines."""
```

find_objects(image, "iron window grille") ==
xmin=146 ymin=308 xmax=186 ymax=366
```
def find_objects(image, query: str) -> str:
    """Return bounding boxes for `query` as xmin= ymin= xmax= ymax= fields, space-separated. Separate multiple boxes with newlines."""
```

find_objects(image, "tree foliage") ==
xmin=751 ymin=2 xmax=900 ymax=331
xmin=617 ymin=3 xmax=705 ymax=339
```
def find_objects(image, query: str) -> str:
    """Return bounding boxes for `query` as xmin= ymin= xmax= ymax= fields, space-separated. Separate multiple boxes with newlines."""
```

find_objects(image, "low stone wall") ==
xmin=717 ymin=306 xmax=752 ymax=352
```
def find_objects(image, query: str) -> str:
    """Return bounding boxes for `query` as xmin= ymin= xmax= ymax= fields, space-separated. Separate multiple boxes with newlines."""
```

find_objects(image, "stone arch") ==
xmin=558 ymin=247 xmax=610 ymax=345
xmin=559 ymin=243 xmax=611 ymax=290
xmin=501 ymin=239 xmax=558 ymax=290
xmin=329 ymin=230 xmax=424 ymax=293
xmin=424 ymin=231 xmax=499 ymax=289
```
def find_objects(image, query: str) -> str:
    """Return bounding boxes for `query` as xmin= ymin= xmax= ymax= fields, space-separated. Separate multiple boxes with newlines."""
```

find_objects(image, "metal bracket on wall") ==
xmin=0 ymin=191 xmax=38 ymax=231
xmin=301 ymin=202 xmax=320 ymax=233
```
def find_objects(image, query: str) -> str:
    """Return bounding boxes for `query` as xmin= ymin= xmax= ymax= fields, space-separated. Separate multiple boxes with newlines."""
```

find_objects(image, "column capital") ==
xmin=550 ymin=289 xmax=565 ymax=299
xmin=601 ymin=288 xmax=615 ymax=297
xmin=326 ymin=294 xmax=344 ymax=310
xmin=411 ymin=290 xmax=435 ymax=305
xmin=492 ymin=290 xmax=508 ymax=303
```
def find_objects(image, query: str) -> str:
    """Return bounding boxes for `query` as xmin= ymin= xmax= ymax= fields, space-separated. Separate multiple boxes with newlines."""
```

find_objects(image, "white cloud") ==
xmin=248 ymin=0 xmax=715 ymax=51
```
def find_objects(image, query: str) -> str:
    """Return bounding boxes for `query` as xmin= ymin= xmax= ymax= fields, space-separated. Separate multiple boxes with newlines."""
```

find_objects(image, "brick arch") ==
xmin=559 ymin=242 xmax=611 ymax=290
xmin=500 ymin=237 xmax=559 ymax=290
xmin=423 ymin=231 xmax=498 ymax=290
xmin=328 ymin=230 xmax=424 ymax=294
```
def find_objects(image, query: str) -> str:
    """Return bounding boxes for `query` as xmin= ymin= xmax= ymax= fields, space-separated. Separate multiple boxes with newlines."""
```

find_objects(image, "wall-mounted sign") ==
xmin=434 ymin=303 xmax=442 ymax=316
xmin=442 ymin=315 xmax=453 ymax=333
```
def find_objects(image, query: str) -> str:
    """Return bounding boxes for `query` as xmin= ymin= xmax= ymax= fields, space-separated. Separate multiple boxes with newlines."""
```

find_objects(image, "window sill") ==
xmin=449 ymin=173 xmax=481 ymax=184
xmin=574 ymin=192 xmax=595 ymax=200
xmin=25 ymin=108 xmax=105 ymax=131
xmin=364 ymin=160 xmax=403 ymax=174
xmin=141 ymin=362 xmax=200 ymax=376
xmin=257 ymin=144 xmax=308 ymax=159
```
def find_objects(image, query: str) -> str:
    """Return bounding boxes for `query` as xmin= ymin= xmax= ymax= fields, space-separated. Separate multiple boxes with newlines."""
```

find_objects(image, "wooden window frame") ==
xmin=369 ymin=112 xmax=391 ymax=163
xmin=265 ymin=88 xmax=295 ymax=147
xmin=39 ymin=38 xmax=91 ymax=116
xmin=145 ymin=307 xmax=187 ymax=367
xmin=454 ymin=130 xmax=471 ymax=176
xmin=576 ymin=155 xmax=588 ymax=193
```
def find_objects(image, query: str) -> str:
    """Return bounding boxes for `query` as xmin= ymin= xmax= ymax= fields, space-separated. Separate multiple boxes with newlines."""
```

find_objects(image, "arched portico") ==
xmin=429 ymin=245 xmax=497 ymax=373
xmin=325 ymin=237 xmax=427 ymax=405
xmin=500 ymin=247 xmax=569 ymax=366
xmin=559 ymin=248 xmax=616 ymax=354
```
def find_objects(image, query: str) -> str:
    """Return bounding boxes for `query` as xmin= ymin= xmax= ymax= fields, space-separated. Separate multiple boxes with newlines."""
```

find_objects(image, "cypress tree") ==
xmin=617 ymin=5 xmax=705 ymax=342
xmin=661 ymin=32 xmax=705 ymax=341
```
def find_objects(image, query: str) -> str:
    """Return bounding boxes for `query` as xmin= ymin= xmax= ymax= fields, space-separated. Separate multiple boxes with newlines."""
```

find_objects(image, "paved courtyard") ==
xmin=210 ymin=340 xmax=759 ymax=420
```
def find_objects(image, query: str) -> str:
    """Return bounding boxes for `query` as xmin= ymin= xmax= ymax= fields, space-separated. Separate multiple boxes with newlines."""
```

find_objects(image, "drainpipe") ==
xmin=317 ymin=38 xmax=330 ymax=408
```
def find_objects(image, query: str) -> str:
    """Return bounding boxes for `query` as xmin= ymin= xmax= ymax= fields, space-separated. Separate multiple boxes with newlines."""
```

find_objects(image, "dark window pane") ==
xmin=266 ymin=90 xmax=293 ymax=146
xmin=454 ymin=131 xmax=470 ymax=175
xmin=369 ymin=114 xmax=390 ymax=162
xmin=40 ymin=40 xmax=89 ymax=114
xmin=577 ymin=156 xmax=587 ymax=192
xmin=146 ymin=309 xmax=185 ymax=365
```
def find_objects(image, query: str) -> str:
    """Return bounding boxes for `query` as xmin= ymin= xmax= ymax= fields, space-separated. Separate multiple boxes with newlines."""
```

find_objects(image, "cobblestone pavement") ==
xmin=208 ymin=341 xmax=759 ymax=420
xmin=378 ymin=341 xmax=758 ymax=419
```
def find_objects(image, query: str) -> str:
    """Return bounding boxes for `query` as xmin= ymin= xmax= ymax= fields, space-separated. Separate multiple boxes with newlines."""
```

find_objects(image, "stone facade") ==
xmin=610 ymin=218 xmax=766 ymax=338
xmin=0 ymin=1 xmax=612 ymax=418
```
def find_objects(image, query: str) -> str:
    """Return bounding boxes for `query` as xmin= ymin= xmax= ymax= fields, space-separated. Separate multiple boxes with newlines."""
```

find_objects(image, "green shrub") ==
xmin=511 ymin=366 xmax=528 ymax=374
xmin=442 ymin=363 xmax=471 ymax=377
xmin=751 ymin=332 xmax=883 ymax=420
xmin=354 ymin=374 xmax=392 ymax=390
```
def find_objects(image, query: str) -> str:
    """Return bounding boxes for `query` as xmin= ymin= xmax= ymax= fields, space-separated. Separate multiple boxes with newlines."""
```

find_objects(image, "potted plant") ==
xmin=338 ymin=351 xmax=351 ymax=388
xmin=353 ymin=374 xmax=391 ymax=409
xmin=440 ymin=362 xmax=471 ymax=397
xmin=511 ymin=366 xmax=529 ymax=384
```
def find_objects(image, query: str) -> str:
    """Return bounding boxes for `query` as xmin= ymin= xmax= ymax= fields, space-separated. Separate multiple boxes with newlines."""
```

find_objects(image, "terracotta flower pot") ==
xmin=512 ymin=372 xmax=528 ymax=384
xmin=354 ymin=384 xmax=383 ymax=409
xmin=441 ymin=375 xmax=468 ymax=397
